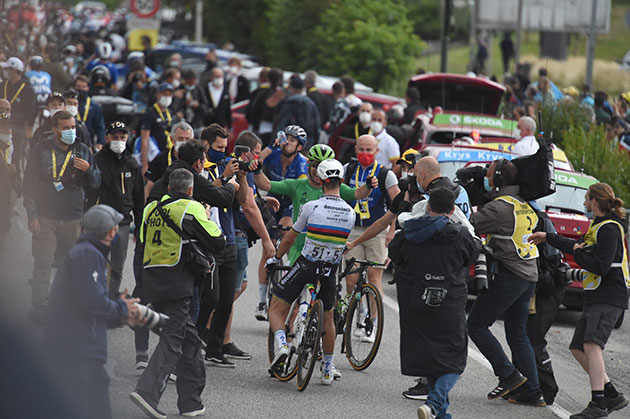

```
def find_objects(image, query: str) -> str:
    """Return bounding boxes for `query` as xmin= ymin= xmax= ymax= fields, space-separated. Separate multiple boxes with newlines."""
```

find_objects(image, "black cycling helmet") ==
xmin=284 ymin=125 xmax=307 ymax=146
xmin=89 ymin=64 xmax=111 ymax=87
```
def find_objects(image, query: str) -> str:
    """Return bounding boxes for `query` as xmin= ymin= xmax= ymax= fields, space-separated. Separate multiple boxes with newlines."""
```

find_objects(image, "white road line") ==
xmin=381 ymin=292 xmax=571 ymax=419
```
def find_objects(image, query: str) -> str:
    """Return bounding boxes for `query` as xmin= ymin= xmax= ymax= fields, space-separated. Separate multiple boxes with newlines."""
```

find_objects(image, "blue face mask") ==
xmin=584 ymin=205 xmax=594 ymax=219
xmin=207 ymin=148 xmax=225 ymax=163
xmin=416 ymin=178 xmax=424 ymax=193
xmin=60 ymin=128 xmax=76 ymax=145
xmin=111 ymin=232 xmax=120 ymax=246
xmin=483 ymin=177 xmax=493 ymax=192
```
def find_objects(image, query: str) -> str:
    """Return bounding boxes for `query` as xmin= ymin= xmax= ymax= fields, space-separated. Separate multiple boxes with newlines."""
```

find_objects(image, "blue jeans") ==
xmin=235 ymin=234 xmax=249 ymax=292
xmin=467 ymin=272 xmax=540 ymax=392
xmin=426 ymin=374 xmax=460 ymax=419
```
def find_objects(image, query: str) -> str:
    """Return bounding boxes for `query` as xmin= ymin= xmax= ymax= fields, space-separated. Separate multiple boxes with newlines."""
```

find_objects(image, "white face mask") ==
xmin=171 ymin=79 xmax=181 ymax=89
xmin=49 ymin=108 xmax=61 ymax=118
xmin=358 ymin=111 xmax=371 ymax=125
xmin=212 ymin=78 xmax=224 ymax=88
xmin=174 ymin=141 xmax=185 ymax=152
xmin=229 ymin=66 xmax=239 ymax=75
xmin=158 ymin=95 xmax=172 ymax=108
xmin=66 ymin=105 xmax=78 ymax=117
xmin=109 ymin=140 xmax=126 ymax=154
xmin=0 ymin=132 xmax=11 ymax=144
xmin=401 ymin=171 xmax=409 ymax=180
xmin=370 ymin=121 xmax=383 ymax=134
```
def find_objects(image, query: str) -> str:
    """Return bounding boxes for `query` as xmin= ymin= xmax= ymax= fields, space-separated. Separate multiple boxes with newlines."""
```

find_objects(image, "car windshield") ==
xmin=537 ymin=184 xmax=587 ymax=214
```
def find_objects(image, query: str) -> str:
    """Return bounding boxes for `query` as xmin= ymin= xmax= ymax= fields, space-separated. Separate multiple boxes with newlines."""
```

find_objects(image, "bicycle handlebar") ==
xmin=338 ymin=257 xmax=386 ymax=279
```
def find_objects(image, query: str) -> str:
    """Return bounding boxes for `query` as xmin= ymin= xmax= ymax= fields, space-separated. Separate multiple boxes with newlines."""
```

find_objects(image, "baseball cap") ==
xmin=83 ymin=205 xmax=123 ymax=236
xmin=0 ymin=57 xmax=24 ymax=72
xmin=158 ymin=82 xmax=174 ymax=93
xmin=396 ymin=149 xmax=420 ymax=166
xmin=106 ymin=120 xmax=128 ymax=135
xmin=46 ymin=91 xmax=65 ymax=104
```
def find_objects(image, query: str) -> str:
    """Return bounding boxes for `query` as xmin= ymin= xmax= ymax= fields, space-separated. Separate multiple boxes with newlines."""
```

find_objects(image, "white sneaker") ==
xmin=320 ymin=362 xmax=342 ymax=380
xmin=271 ymin=345 xmax=289 ymax=374
xmin=353 ymin=325 xmax=366 ymax=338
xmin=321 ymin=367 xmax=334 ymax=385
xmin=361 ymin=332 xmax=376 ymax=343
xmin=417 ymin=404 xmax=436 ymax=419
xmin=181 ymin=406 xmax=205 ymax=417
xmin=255 ymin=302 xmax=268 ymax=321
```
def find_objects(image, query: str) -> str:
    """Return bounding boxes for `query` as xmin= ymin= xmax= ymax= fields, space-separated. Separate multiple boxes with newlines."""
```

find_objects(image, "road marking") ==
xmin=381 ymin=292 xmax=571 ymax=419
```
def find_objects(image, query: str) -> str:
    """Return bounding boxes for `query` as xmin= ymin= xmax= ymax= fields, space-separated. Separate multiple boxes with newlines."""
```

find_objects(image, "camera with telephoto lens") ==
xmin=563 ymin=268 xmax=586 ymax=284
xmin=135 ymin=303 xmax=169 ymax=334
xmin=473 ymin=244 xmax=494 ymax=292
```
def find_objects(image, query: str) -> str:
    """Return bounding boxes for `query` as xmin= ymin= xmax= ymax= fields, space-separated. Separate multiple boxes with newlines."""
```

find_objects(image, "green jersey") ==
xmin=270 ymin=178 xmax=356 ymax=264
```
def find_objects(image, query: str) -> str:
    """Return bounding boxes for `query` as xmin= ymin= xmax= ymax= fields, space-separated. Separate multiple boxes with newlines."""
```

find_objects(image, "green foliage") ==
xmin=263 ymin=0 xmax=331 ymax=70
xmin=539 ymin=101 xmax=593 ymax=148
xmin=405 ymin=0 xmax=441 ymax=40
xmin=312 ymin=0 xmax=424 ymax=92
xmin=203 ymin=0 xmax=269 ymax=55
xmin=562 ymin=124 xmax=630 ymax=204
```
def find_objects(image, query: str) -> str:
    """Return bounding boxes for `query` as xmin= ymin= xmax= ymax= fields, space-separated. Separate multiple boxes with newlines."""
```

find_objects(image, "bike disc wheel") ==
xmin=296 ymin=299 xmax=323 ymax=391
xmin=344 ymin=283 xmax=384 ymax=371
xmin=268 ymin=326 xmax=298 ymax=381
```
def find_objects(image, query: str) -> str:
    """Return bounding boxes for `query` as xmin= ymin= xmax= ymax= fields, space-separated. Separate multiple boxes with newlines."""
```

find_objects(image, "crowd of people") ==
xmin=1 ymin=3 xmax=629 ymax=419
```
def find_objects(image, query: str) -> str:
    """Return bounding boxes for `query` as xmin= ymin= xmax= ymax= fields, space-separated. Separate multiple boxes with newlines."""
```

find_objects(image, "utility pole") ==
xmin=440 ymin=0 xmax=452 ymax=72
xmin=585 ymin=0 xmax=598 ymax=89
xmin=513 ymin=0 xmax=524 ymax=74
xmin=195 ymin=0 xmax=203 ymax=42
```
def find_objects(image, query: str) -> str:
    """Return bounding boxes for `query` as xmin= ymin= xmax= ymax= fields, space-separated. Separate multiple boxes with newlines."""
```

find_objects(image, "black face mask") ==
xmin=78 ymin=90 xmax=88 ymax=102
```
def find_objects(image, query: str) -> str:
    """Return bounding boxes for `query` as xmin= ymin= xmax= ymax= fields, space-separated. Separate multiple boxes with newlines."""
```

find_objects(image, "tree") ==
xmin=312 ymin=0 xmax=424 ymax=92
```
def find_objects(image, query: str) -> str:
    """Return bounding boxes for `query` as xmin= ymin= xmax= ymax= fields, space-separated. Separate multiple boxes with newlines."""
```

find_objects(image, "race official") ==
xmin=92 ymin=121 xmax=144 ymax=298
xmin=139 ymin=82 xmax=175 ymax=173
xmin=467 ymin=159 xmax=545 ymax=406
xmin=131 ymin=169 xmax=225 ymax=418
xmin=23 ymin=110 xmax=101 ymax=324
xmin=44 ymin=205 xmax=142 ymax=419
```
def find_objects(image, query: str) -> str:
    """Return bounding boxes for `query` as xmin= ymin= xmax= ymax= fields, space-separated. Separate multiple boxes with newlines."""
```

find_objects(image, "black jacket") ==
xmin=202 ymin=84 xmax=232 ymax=128
xmin=23 ymin=135 xmax=101 ymax=221
xmin=147 ymin=159 xmax=235 ymax=209
xmin=246 ymin=85 xmax=275 ymax=131
xmin=395 ymin=216 xmax=480 ymax=377
xmin=92 ymin=145 xmax=144 ymax=225
xmin=2 ymin=77 xmax=36 ymax=131
xmin=547 ymin=213 xmax=629 ymax=309
xmin=32 ymin=117 xmax=92 ymax=149
xmin=307 ymin=88 xmax=333 ymax=128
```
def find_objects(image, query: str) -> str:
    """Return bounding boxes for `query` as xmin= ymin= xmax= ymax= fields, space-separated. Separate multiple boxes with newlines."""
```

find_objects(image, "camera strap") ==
xmin=155 ymin=198 xmax=192 ymax=243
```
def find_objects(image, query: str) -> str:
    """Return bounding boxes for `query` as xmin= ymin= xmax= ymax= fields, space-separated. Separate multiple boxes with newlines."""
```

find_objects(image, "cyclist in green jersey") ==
xmin=251 ymin=144 xmax=377 ymax=320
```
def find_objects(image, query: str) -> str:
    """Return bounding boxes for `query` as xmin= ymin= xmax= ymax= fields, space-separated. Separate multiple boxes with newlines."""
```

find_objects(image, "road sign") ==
xmin=130 ymin=0 xmax=161 ymax=19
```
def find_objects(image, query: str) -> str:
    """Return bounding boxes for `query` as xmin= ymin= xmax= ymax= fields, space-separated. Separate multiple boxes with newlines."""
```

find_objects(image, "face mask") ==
xmin=401 ymin=171 xmax=408 ymax=180
xmin=158 ymin=95 xmax=172 ymax=108
xmin=229 ymin=66 xmax=239 ymax=75
xmin=171 ymin=79 xmax=180 ymax=89
xmin=584 ymin=209 xmax=593 ymax=219
xmin=370 ymin=121 xmax=383 ymax=134
xmin=17 ymin=44 xmax=25 ymax=53
xmin=483 ymin=177 xmax=492 ymax=192
xmin=78 ymin=90 xmax=88 ymax=101
xmin=416 ymin=178 xmax=425 ymax=193
xmin=109 ymin=140 xmax=126 ymax=154
xmin=49 ymin=108 xmax=61 ymax=118
xmin=358 ymin=111 xmax=371 ymax=125
xmin=357 ymin=152 xmax=375 ymax=167
xmin=212 ymin=78 xmax=223 ymax=88
xmin=66 ymin=105 xmax=78 ymax=117
xmin=60 ymin=128 xmax=76 ymax=145
xmin=185 ymin=84 xmax=195 ymax=91
xmin=0 ymin=132 xmax=11 ymax=144
xmin=168 ymin=60 xmax=180 ymax=68
xmin=207 ymin=147 xmax=225 ymax=163
xmin=174 ymin=141 xmax=185 ymax=152
xmin=111 ymin=232 xmax=120 ymax=246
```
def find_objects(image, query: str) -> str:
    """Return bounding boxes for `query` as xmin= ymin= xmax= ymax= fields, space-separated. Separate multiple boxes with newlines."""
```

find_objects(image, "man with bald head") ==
xmin=343 ymin=134 xmax=400 ymax=321
xmin=203 ymin=67 xmax=231 ymax=129
xmin=343 ymin=102 xmax=373 ymax=144
xmin=371 ymin=108 xmax=400 ymax=169
xmin=513 ymin=116 xmax=539 ymax=155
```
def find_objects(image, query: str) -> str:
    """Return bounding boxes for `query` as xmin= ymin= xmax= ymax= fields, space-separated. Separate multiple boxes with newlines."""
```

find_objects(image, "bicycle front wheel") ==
xmin=296 ymin=299 xmax=323 ymax=391
xmin=344 ymin=283 xmax=384 ymax=371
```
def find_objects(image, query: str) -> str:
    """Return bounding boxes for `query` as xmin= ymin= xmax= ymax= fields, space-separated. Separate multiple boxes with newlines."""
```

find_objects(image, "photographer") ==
xmin=529 ymin=183 xmax=629 ymax=418
xmin=44 ymin=205 xmax=143 ymax=419
xmin=131 ymin=168 xmax=226 ymax=418
xmin=466 ymin=159 xmax=545 ymax=407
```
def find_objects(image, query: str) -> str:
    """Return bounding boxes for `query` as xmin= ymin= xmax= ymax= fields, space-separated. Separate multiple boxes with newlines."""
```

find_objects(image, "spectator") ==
xmin=371 ymin=108 xmax=400 ymax=169
xmin=246 ymin=67 xmax=280 ymax=147
xmin=594 ymin=91 xmax=612 ymax=126
xmin=500 ymin=32 xmax=514 ymax=73
xmin=44 ymin=205 xmax=142 ymax=419
xmin=403 ymin=87 xmax=424 ymax=125
xmin=92 ymin=121 xmax=145 ymax=298
xmin=63 ymin=89 xmax=93 ymax=149
xmin=226 ymin=57 xmax=250 ymax=104
xmin=304 ymin=70 xmax=332 ymax=129
xmin=513 ymin=116 xmax=539 ymax=155
xmin=120 ymin=60 xmax=157 ymax=114
xmin=275 ymin=76 xmax=320 ymax=148
xmin=200 ymin=49 xmax=218 ymax=87
xmin=74 ymin=75 xmax=106 ymax=148
xmin=342 ymin=102 xmax=373 ymax=145
xmin=23 ymin=110 xmax=101 ymax=325
xmin=139 ymin=82 xmax=175 ymax=174
xmin=141 ymin=35 xmax=156 ymax=71
xmin=202 ymin=67 xmax=231 ymax=129
xmin=85 ymin=42 xmax=119 ymax=89
xmin=340 ymin=75 xmax=362 ymax=111
xmin=41 ymin=43 xmax=72 ymax=94
xmin=326 ymin=81 xmax=351 ymax=135
xmin=25 ymin=55 xmax=51 ymax=106
xmin=175 ymin=70 xmax=208 ymax=134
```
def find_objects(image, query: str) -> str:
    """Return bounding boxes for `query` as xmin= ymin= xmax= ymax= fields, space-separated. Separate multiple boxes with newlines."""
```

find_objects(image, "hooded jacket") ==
xmin=395 ymin=215 xmax=481 ymax=377
xmin=44 ymin=234 xmax=127 ymax=362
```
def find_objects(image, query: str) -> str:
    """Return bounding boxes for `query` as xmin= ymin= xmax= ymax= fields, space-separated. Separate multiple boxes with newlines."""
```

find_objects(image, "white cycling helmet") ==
xmin=97 ymin=42 xmax=113 ymax=60
xmin=317 ymin=159 xmax=344 ymax=181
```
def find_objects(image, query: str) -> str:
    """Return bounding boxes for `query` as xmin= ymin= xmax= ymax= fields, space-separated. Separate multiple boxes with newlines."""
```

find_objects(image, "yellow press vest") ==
xmin=490 ymin=195 xmax=539 ymax=260
xmin=141 ymin=196 xmax=219 ymax=268
xmin=580 ymin=219 xmax=630 ymax=290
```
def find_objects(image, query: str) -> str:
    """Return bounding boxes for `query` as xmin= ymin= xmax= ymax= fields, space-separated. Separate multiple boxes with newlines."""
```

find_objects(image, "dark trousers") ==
xmin=135 ymin=297 xmax=205 ymax=413
xmin=108 ymin=223 xmax=130 ymax=299
xmin=196 ymin=244 xmax=237 ymax=357
xmin=132 ymin=239 xmax=150 ymax=355
xmin=53 ymin=357 xmax=112 ymax=419
xmin=467 ymin=272 xmax=540 ymax=392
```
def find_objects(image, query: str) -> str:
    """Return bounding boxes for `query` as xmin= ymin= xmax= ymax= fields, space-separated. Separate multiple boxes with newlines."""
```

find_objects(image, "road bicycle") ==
xmin=266 ymin=262 xmax=329 ymax=391
xmin=335 ymin=257 xmax=385 ymax=371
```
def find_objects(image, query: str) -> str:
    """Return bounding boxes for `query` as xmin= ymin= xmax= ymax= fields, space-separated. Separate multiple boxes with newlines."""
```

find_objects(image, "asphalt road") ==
xmin=1 ymin=197 xmax=629 ymax=419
